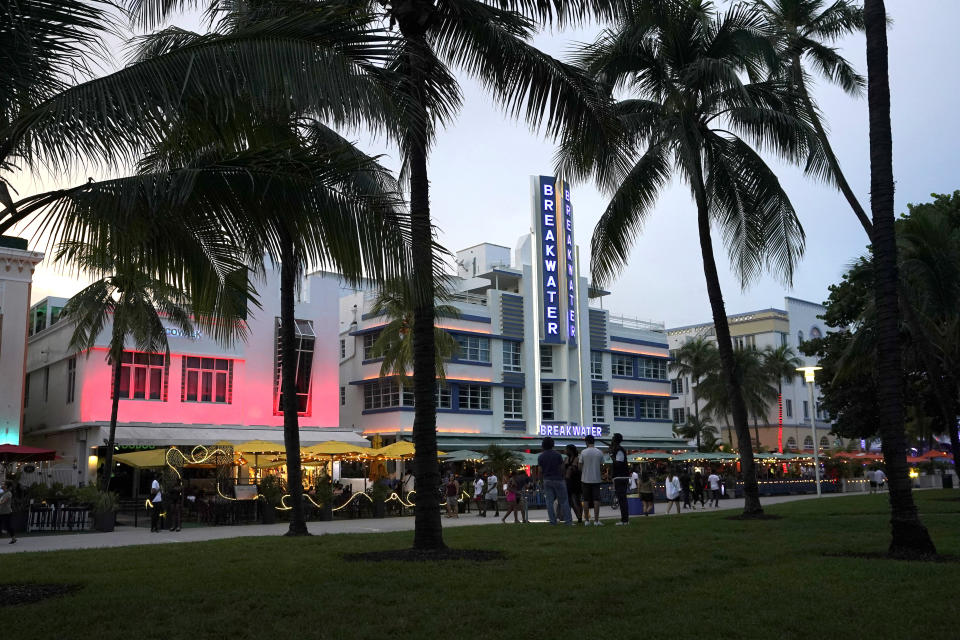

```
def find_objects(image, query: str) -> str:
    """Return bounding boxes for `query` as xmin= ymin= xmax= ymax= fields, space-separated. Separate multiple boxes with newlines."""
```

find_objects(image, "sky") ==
xmin=16 ymin=1 xmax=960 ymax=329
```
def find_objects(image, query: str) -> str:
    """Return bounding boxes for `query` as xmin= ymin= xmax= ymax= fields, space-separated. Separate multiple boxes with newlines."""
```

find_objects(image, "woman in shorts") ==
xmin=501 ymin=471 xmax=522 ymax=523
xmin=638 ymin=472 xmax=655 ymax=516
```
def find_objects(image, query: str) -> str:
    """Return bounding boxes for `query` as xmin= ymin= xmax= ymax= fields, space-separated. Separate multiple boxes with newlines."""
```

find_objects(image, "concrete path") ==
xmin=0 ymin=490 xmax=875 ymax=555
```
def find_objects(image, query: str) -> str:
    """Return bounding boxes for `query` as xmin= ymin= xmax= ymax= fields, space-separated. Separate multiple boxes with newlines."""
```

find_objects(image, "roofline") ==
xmin=667 ymin=307 xmax=788 ymax=333
xmin=457 ymin=242 xmax=511 ymax=252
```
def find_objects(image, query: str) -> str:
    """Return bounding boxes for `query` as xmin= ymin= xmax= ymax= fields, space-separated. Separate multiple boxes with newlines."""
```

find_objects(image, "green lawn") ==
xmin=1 ymin=492 xmax=957 ymax=639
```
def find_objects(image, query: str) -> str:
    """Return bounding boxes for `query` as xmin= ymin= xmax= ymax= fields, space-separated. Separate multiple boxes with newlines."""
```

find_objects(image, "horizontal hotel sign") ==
xmin=537 ymin=424 xmax=605 ymax=438
xmin=165 ymin=327 xmax=202 ymax=340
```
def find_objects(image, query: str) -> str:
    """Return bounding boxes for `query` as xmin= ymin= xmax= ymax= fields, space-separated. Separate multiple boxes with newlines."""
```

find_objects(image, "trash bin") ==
xmin=943 ymin=474 xmax=954 ymax=489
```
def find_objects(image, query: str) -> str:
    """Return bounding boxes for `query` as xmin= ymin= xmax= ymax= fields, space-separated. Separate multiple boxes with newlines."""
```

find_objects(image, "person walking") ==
xmin=638 ymin=472 xmax=655 ymax=515
xmin=679 ymin=469 xmax=692 ymax=510
xmin=692 ymin=471 xmax=706 ymax=509
xmin=444 ymin=474 xmax=459 ymax=518
xmin=485 ymin=471 xmax=499 ymax=517
xmin=474 ymin=474 xmax=486 ymax=516
xmin=629 ymin=467 xmax=639 ymax=495
xmin=564 ymin=444 xmax=584 ymax=524
xmin=501 ymin=471 xmax=522 ymax=523
xmin=0 ymin=480 xmax=17 ymax=544
xmin=537 ymin=437 xmax=572 ymax=525
xmin=874 ymin=467 xmax=887 ymax=491
xmin=609 ymin=433 xmax=631 ymax=525
xmin=707 ymin=469 xmax=722 ymax=507
xmin=167 ymin=479 xmax=183 ymax=532
xmin=664 ymin=468 xmax=682 ymax=514
xmin=149 ymin=473 xmax=164 ymax=532
xmin=579 ymin=434 xmax=604 ymax=526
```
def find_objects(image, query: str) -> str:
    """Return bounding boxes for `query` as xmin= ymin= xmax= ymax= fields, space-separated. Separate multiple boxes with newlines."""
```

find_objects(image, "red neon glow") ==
xmin=610 ymin=389 xmax=672 ymax=397
xmin=609 ymin=347 xmax=668 ymax=357
xmin=777 ymin=392 xmax=783 ymax=454
xmin=435 ymin=323 xmax=492 ymax=334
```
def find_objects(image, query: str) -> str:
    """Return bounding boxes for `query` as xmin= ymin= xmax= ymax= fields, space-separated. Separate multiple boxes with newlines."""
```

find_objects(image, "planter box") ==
xmin=11 ymin=511 xmax=29 ymax=534
xmin=261 ymin=507 xmax=277 ymax=524
xmin=93 ymin=512 xmax=116 ymax=532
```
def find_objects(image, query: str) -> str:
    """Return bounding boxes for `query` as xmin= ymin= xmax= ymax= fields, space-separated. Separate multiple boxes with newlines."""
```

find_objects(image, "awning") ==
xmin=114 ymin=449 xmax=169 ymax=469
xmin=388 ymin=432 xmax=690 ymax=452
xmin=29 ymin=423 xmax=369 ymax=447
xmin=0 ymin=444 xmax=57 ymax=463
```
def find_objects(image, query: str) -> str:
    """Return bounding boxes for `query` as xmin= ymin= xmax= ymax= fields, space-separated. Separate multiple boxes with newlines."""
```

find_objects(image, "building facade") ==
xmin=667 ymin=296 xmax=841 ymax=452
xmin=22 ymin=268 xmax=365 ymax=486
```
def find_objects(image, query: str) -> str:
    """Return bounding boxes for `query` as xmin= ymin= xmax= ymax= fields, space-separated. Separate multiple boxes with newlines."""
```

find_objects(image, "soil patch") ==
xmin=724 ymin=514 xmax=783 ymax=521
xmin=824 ymin=551 xmax=960 ymax=563
xmin=343 ymin=548 xmax=505 ymax=563
xmin=0 ymin=583 xmax=81 ymax=607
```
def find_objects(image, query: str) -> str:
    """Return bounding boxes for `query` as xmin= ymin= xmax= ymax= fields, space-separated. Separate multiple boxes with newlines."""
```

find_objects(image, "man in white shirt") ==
xmin=874 ymin=468 xmax=887 ymax=491
xmin=485 ymin=472 xmax=499 ymax=517
xmin=665 ymin=469 xmax=682 ymax=514
xmin=474 ymin=476 xmax=486 ymax=516
xmin=579 ymin=435 xmax=605 ymax=525
xmin=629 ymin=469 xmax=639 ymax=494
xmin=707 ymin=471 xmax=721 ymax=508
xmin=149 ymin=475 xmax=164 ymax=532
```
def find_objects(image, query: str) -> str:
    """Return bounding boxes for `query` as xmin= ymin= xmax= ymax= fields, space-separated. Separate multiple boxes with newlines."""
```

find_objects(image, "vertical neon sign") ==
xmin=560 ymin=181 xmax=577 ymax=345
xmin=538 ymin=176 xmax=562 ymax=343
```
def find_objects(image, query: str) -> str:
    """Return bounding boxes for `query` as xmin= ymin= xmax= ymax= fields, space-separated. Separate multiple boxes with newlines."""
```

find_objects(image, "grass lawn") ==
xmin=1 ymin=491 xmax=957 ymax=639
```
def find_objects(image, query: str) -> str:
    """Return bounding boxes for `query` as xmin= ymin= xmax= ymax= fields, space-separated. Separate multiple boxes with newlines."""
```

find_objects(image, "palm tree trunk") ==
xmin=753 ymin=416 xmax=760 ymax=450
xmin=792 ymin=56 xmax=874 ymax=240
xmin=279 ymin=230 xmax=309 ymax=536
xmin=864 ymin=0 xmax=935 ymax=556
xmin=397 ymin=13 xmax=445 ymax=551
xmin=101 ymin=354 xmax=123 ymax=493
xmin=691 ymin=167 xmax=762 ymax=515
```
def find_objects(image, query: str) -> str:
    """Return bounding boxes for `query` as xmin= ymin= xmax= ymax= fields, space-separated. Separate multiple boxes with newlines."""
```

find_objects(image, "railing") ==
xmin=28 ymin=504 xmax=89 ymax=532
xmin=607 ymin=313 xmax=666 ymax=332
xmin=362 ymin=290 xmax=488 ymax=307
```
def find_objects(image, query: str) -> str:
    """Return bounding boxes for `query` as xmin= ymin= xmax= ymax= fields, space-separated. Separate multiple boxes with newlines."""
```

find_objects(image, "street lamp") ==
xmin=796 ymin=366 xmax=823 ymax=496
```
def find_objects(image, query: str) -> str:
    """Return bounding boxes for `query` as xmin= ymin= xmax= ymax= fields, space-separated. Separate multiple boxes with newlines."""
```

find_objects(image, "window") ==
xmin=671 ymin=378 xmax=684 ymax=394
xmin=436 ymin=384 xmax=452 ymax=409
xmin=455 ymin=335 xmax=490 ymax=362
xmin=540 ymin=346 xmax=553 ymax=373
xmin=43 ymin=366 xmax=49 ymax=402
xmin=182 ymin=357 xmax=233 ymax=403
xmin=66 ymin=357 xmax=76 ymax=404
xmin=785 ymin=399 xmax=793 ymax=418
xmin=503 ymin=388 xmax=523 ymax=420
xmin=363 ymin=380 xmax=409 ymax=410
xmin=340 ymin=386 xmax=346 ymax=406
xmin=786 ymin=436 xmax=797 ymax=450
xmin=541 ymin=383 xmax=554 ymax=420
xmin=819 ymin=436 xmax=829 ymax=449
xmin=590 ymin=351 xmax=603 ymax=380
xmin=592 ymin=393 xmax=605 ymax=422
xmin=502 ymin=341 xmax=521 ymax=372
xmin=459 ymin=384 xmax=491 ymax=411
xmin=803 ymin=400 xmax=809 ymax=419
xmin=779 ymin=332 xmax=788 ymax=347
xmin=638 ymin=398 xmax=669 ymax=420
xmin=613 ymin=396 xmax=635 ymax=419
xmin=612 ymin=354 xmax=633 ymax=377
xmin=117 ymin=352 xmax=168 ymax=401
xmin=24 ymin=372 xmax=30 ymax=408
xmin=803 ymin=435 xmax=813 ymax=450
xmin=362 ymin=332 xmax=379 ymax=360
xmin=638 ymin=357 xmax=668 ymax=380
xmin=275 ymin=318 xmax=315 ymax=415
xmin=797 ymin=330 xmax=805 ymax=344
xmin=673 ymin=408 xmax=686 ymax=425
xmin=339 ymin=339 xmax=346 ymax=360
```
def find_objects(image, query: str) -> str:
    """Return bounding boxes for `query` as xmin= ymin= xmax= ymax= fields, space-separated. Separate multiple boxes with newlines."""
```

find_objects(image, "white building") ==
xmin=667 ymin=296 xmax=839 ymax=452
xmin=0 ymin=238 xmax=44 ymax=445
xmin=22 ymin=268 xmax=366 ymax=487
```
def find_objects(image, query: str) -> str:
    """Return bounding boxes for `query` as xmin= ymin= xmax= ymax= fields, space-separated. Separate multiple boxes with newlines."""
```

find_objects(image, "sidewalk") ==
xmin=0 ymin=491 xmax=866 ymax=555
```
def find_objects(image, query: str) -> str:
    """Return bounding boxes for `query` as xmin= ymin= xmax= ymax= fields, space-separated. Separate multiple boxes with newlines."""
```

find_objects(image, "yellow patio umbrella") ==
xmin=365 ymin=441 xmax=444 ymax=460
xmin=114 ymin=448 xmax=170 ymax=469
xmin=302 ymin=441 xmax=369 ymax=457
xmin=368 ymin=435 xmax=388 ymax=482
xmin=234 ymin=440 xmax=286 ymax=454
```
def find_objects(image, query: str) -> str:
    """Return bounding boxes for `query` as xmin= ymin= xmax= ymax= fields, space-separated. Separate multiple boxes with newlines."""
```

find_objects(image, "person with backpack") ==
xmin=608 ymin=433 xmax=631 ymax=525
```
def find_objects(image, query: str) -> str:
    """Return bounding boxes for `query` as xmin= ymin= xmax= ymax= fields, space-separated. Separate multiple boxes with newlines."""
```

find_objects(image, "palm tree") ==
xmin=671 ymin=337 xmax=720 ymax=449
xmin=699 ymin=347 xmax=775 ymax=450
xmin=675 ymin=415 xmax=718 ymax=453
xmin=863 ymin=0 xmax=935 ymax=556
xmin=58 ymin=252 xmax=195 ymax=492
xmin=370 ymin=275 xmax=460 ymax=384
xmin=751 ymin=0 xmax=872 ymax=238
xmin=560 ymin=1 xmax=812 ymax=515
xmin=483 ymin=444 xmax=521 ymax=491
xmin=762 ymin=344 xmax=801 ymax=452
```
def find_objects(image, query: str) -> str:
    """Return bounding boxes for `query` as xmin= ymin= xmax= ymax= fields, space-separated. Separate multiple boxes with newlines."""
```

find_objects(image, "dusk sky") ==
xmin=18 ymin=2 xmax=960 ymax=329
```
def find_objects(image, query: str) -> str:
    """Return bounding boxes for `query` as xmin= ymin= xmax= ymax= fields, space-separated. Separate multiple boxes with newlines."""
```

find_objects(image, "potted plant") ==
xmin=89 ymin=489 xmax=119 ymax=532
xmin=258 ymin=475 xmax=283 ymax=524
xmin=315 ymin=478 xmax=334 ymax=521
xmin=370 ymin=481 xmax=389 ymax=518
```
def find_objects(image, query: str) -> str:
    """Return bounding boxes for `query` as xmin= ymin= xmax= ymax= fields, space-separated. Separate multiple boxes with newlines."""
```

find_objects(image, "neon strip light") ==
xmin=610 ymin=390 xmax=672 ymax=397
xmin=609 ymin=347 xmax=668 ymax=357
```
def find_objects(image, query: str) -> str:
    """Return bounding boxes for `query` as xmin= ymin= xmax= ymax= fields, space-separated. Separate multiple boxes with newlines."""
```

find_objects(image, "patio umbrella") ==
xmin=0 ymin=444 xmax=57 ymax=464
xmin=439 ymin=450 xmax=488 ymax=463
xmin=235 ymin=440 xmax=285 ymax=475
xmin=303 ymin=441 xmax=369 ymax=458
xmin=628 ymin=452 xmax=673 ymax=462
xmin=114 ymin=448 xmax=170 ymax=469
xmin=368 ymin=435 xmax=388 ymax=483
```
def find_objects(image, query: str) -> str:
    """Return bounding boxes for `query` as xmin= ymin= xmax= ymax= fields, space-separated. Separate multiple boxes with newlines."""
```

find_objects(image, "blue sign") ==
xmin=560 ymin=181 xmax=577 ymax=345
xmin=537 ymin=424 xmax=604 ymax=438
xmin=537 ymin=176 xmax=562 ymax=343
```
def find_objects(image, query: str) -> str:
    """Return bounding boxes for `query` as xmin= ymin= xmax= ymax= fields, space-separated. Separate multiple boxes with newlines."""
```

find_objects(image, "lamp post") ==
xmin=796 ymin=366 xmax=823 ymax=496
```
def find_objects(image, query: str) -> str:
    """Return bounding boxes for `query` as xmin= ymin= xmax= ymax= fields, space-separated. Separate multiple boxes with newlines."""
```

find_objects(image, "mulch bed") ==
xmin=724 ymin=513 xmax=783 ymax=521
xmin=343 ymin=548 xmax=505 ymax=563
xmin=824 ymin=551 xmax=960 ymax=563
xmin=0 ymin=583 xmax=81 ymax=607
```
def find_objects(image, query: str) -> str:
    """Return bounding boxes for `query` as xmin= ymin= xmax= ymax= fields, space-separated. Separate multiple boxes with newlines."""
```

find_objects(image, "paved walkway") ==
xmin=0 ymin=490 xmax=873 ymax=555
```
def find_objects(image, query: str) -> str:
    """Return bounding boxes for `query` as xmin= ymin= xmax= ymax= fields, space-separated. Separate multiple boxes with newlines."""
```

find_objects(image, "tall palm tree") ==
xmin=559 ymin=1 xmax=812 ymax=515
xmin=762 ymin=344 xmax=801 ymax=452
xmin=58 ymin=251 xmax=196 ymax=492
xmin=699 ymin=347 xmax=775 ymax=449
xmin=751 ymin=0 xmax=872 ymax=238
xmin=675 ymin=414 xmax=718 ymax=453
xmin=670 ymin=337 xmax=720 ymax=450
xmin=863 ymin=0 xmax=935 ymax=556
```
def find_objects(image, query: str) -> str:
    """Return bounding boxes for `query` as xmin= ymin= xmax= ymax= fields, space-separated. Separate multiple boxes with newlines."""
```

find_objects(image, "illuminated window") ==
xmin=590 ymin=351 xmax=603 ymax=380
xmin=503 ymin=388 xmax=523 ymax=420
xmin=502 ymin=341 xmax=521 ymax=372
xmin=612 ymin=355 xmax=633 ymax=377
xmin=66 ymin=357 xmax=76 ymax=404
xmin=592 ymin=393 xmax=605 ymax=422
xmin=274 ymin=318 xmax=315 ymax=416
xmin=613 ymin=396 xmax=634 ymax=419
xmin=638 ymin=357 xmax=667 ymax=380
xmin=541 ymin=383 xmax=554 ymax=420
xmin=182 ymin=357 xmax=233 ymax=403
xmin=638 ymin=398 xmax=669 ymax=420
xmin=456 ymin=335 xmax=490 ymax=362
xmin=116 ymin=352 xmax=168 ymax=401
xmin=459 ymin=384 xmax=491 ymax=411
